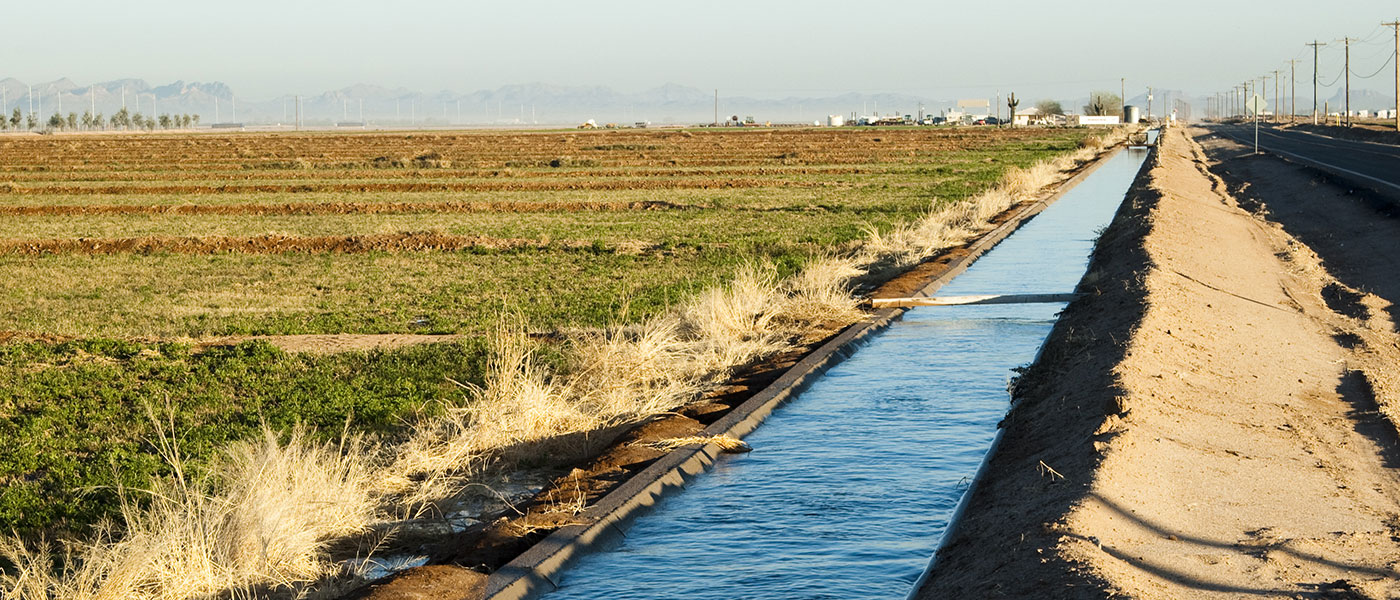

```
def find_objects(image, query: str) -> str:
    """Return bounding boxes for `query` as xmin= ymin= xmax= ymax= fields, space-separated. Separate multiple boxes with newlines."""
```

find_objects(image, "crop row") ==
xmin=0 ymin=128 xmax=1072 ymax=169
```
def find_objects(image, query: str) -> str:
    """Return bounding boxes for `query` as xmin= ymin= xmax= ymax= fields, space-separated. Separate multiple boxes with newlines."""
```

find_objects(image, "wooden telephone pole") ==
xmin=1340 ymin=37 xmax=1354 ymax=127
xmin=1306 ymin=41 xmax=1326 ymax=125
xmin=1386 ymin=20 xmax=1400 ymax=132
xmin=1288 ymin=59 xmax=1298 ymax=123
xmin=1272 ymin=69 xmax=1281 ymax=123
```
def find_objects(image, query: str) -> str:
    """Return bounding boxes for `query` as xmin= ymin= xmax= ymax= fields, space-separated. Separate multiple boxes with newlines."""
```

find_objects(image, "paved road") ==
xmin=1208 ymin=123 xmax=1400 ymax=194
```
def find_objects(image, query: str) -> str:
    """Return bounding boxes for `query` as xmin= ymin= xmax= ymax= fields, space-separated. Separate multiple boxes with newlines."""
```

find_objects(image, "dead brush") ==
xmin=774 ymin=256 xmax=865 ymax=326
xmin=567 ymin=318 xmax=708 ymax=420
xmin=0 ymin=424 xmax=375 ymax=600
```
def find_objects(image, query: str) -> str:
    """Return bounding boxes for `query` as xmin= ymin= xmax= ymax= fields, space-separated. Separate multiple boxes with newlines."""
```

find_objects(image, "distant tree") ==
xmin=158 ymin=114 xmax=171 ymax=129
xmin=0 ymin=116 xmax=7 ymax=131
xmin=26 ymin=113 xmax=38 ymax=130
xmin=180 ymin=114 xmax=191 ymax=128
xmin=1082 ymin=92 xmax=1122 ymax=117
xmin=10 ymin=108 xmax=21 ymax=129
xmin=1035 ymin=100 xmax=1065 ymax=116
xmin=191 ymin=114 xmax=200 ymax=127
xmin=93 ymin=112 xmax=103 ymax=130
xmin=112 ymin=107 xmax=130 ymax=129
xmin=81 ymin=111 xmax=93 ymax=130
xmin=66 ymin=112 xmax=78 ymax=130
xmin=48 ymin=113 xmax=64 ymax=130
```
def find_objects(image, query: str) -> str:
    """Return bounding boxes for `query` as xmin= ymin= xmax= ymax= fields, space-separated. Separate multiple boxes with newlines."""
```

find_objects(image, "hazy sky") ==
xmin=4 ymin=0 xmax=1397 ymax=100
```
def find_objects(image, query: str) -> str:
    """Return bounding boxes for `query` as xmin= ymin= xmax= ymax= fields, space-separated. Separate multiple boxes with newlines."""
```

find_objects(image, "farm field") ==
xmin=0 ymin=126 xmax=1094 ymax=541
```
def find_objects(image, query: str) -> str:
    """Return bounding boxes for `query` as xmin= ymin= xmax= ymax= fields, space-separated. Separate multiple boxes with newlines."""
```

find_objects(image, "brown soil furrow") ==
xmin=0 ymin=232 xmax=602 ymax=255
xmin=3 ymin=178 xmax=824 ymax=195
xmin=0 ymin=166 xmax=886 ymax=182
xmin=0 ymin=199 xmax=688 ymax=217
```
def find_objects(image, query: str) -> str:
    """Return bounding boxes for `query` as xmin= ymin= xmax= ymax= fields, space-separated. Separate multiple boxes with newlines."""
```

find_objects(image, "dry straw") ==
xmin=0 ymin=128 xmax=1127 ymax=600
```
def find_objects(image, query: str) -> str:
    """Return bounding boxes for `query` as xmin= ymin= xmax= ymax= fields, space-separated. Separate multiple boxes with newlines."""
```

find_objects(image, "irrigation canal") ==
xmin=538 ymin=138 xmax=1154 ymax=599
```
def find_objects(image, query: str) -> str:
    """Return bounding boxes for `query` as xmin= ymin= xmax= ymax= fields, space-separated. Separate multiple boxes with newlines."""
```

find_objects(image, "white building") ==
xmin=1013 ymin=107 xmax=1048 ymax=126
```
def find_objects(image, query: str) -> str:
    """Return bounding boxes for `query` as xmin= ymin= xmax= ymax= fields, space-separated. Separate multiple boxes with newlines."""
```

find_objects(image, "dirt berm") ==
xmin=918 ymin=126 xmax=1400 ymax=598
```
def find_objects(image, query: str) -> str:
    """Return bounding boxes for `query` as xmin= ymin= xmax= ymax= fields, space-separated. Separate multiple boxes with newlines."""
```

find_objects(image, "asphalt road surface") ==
xmin=1208 ymin=122 xmax=1400 ymax=194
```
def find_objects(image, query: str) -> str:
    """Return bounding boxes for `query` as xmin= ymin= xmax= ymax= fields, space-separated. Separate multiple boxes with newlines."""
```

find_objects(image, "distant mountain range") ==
xmin=0 ymin=78 xmax=1393 ymax=126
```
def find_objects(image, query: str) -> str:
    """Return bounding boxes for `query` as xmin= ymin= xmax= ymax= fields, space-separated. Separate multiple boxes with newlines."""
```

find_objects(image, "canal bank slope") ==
xmin=919 ymin=126 xmax=1400 ymax=599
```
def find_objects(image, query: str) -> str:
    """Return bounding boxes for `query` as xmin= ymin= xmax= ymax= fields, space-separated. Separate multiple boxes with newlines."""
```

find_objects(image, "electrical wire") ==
xmin=1319 ymin=63 xmax=1346 ymax=87
xmin=1350 ymin=52 xmax=1396 ymax=79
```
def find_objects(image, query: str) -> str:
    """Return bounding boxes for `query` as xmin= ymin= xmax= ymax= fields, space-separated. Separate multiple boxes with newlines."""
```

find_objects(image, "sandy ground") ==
xmin=919 ymin=126 xmax=1400 ymax=598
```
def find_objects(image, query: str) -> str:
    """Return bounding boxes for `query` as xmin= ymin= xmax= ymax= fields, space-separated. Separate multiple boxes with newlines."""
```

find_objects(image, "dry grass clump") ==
xmin=774 ymin=256 xmax=866 ymax=326
xmin=0 ymin=427 xmax=374 ymax=600
xmin=0 ymin=128 xmax=1128 ymax=600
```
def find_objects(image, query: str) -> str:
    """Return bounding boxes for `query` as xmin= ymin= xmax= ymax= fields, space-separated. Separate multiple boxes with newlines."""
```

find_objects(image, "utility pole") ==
xmin=1307 ymin=41 xmax=1325 ymax=125
xmin=1147 ymin=86 xmax=1152 ymax=121
xmin=1386 ymin=20 xmax=1400 ymax=132
xmin=1288 ymin=59 xmax=1298 ymax=123
xmin=1272 ymin=69 xmax=1280 ymax=123
xmin=1341 ymin=37 xmax=1354 ymax=127
xmin=295 ymin=95 xmax=301 ymax=131
xmin=714 ymin=89 xmax=718 ymax=127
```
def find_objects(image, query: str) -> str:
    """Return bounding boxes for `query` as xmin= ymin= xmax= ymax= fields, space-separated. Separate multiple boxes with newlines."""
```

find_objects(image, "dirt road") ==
xmin=919 ymin=126 xmax=1400 ymax=598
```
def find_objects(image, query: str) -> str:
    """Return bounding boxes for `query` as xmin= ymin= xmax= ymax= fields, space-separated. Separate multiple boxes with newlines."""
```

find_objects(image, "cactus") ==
xmin=1007 ymin=92 xmax=1019 ymax=127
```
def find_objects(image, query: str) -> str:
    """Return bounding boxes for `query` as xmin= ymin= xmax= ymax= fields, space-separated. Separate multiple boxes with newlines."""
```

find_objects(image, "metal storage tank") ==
xmin=1123 ymin=105 xmax=1141 ymax=124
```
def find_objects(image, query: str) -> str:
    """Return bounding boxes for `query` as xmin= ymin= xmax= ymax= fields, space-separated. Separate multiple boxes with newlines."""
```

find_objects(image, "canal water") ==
xmin=543 ymin=143 xmax=1152 ymax=600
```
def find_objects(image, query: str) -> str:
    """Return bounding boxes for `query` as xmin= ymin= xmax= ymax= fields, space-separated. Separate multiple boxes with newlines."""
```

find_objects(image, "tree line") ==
xmin=0 ymin=107 xmax=201 ymax=132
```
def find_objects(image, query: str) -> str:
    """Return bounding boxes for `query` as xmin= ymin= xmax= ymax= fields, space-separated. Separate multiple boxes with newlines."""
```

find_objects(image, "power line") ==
xmin=1350 ymin=52 xmax=1395 ymax=79
xmin=1320 ymin=62 xmax=1346 ymax=87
